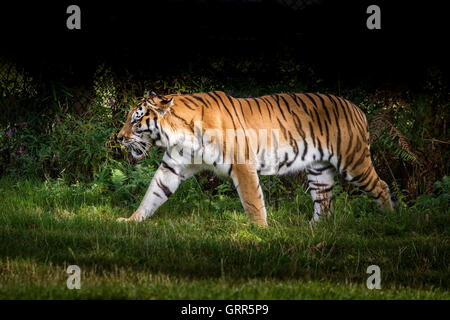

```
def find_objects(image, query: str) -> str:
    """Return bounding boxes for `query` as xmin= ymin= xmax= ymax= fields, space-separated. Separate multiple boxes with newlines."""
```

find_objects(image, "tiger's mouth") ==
xmin=130 ymin=148 xmax=144 ymax=159
xmin=122 ymin=139 xmax=149 ymax=160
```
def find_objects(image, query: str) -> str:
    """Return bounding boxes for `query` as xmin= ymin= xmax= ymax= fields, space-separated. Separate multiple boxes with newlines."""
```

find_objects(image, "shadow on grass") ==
xmin=1 ymin=210 xmax=449 ymax=290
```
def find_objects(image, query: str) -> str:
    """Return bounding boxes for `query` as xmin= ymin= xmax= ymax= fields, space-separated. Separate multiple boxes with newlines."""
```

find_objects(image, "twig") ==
xmin=424 ymin=138 xmax=450 ymax=145
xmin=381 ymin=152 xmax=398 ymax=191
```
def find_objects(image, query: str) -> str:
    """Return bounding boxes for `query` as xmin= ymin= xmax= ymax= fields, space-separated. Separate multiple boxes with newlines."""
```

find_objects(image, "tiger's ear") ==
xmin=154 ymin=97 xmax=173 ymax=117
xmin=144 ymin=90 xmax=157 ymax=98
xmin=158 ymin=97 xmax=173 ymax=117
xmin=160 ymin=97 xmax=174 ymax=106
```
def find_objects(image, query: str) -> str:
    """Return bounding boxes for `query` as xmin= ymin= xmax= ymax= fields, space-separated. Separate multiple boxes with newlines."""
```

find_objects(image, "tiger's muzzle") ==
xmin=120 ymin=136 xmax=149 ymax=160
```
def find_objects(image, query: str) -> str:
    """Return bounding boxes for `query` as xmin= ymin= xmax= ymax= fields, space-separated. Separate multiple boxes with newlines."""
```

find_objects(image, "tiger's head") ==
xmin=118 ymin=91 xmax=173 ymax=160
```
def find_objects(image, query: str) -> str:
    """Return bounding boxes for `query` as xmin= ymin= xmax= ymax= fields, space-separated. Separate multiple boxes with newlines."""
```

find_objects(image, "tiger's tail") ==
xmin=344 ymin=148 xmax=394 ymax=212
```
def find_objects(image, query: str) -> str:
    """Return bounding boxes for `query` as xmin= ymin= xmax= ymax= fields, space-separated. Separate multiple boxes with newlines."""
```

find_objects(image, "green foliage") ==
xmin=351 ymin=83 xmax=449 ymax=198
xmin=93 ymin=63 xmax=117 ymax=112
xmin=1 ymin=60 xmax=448 ymax=205
xmin=0 ymin=58 xmax=38 ymax=98
xmin=103 ymin=161 xmax=157 ymax=206
xmin=111 ymin=168 xmax=127 ymax=188
xmin=149 ymin=74 xmax=224 ymax=95
xmin=412 ymin=176 xmax=450 ymax=213
xmin=1 ymin=112 xmax=117 ymax=181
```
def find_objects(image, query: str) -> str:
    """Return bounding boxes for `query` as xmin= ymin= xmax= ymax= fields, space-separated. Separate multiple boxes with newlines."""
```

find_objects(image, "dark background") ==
xmin=0 ymin=0 xmax=447 ymax=88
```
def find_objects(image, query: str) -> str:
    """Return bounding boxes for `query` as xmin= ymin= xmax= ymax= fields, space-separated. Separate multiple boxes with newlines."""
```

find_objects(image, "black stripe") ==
xmin=156 ymin=179 xmax=172 ymax=198
xmin=262 ymin=97 xmax=275 ymax=112
xmin=171 ymin=110 xmax=192 ymax=129
xmin=334 ymin=96 xmax=351 ymax=131
xmin=304 ymin=93 xmax=318 ymax=108
xmin=304 ymin=94 xmax=324 ymax=136
xmin=277 ymin=118 xmax=287 ymax=140
xmin=161 ymin=161 xmax=179 ymax=176
xmin=316 ymin=164 xmax=334 ymax=172
xmin=336 ymin=155 xmax=342 ymax=173
xmin=324 ymin=120 xmax=330 ymax=154
xmin=312 ymin=93 xmax=332 ymax=124
xmin=272 ymin=95 xmax=287 ymax=121
xmin=359 ymin=176 xmax=375 ymax=192
xmin=245 ymin=98 xmax=254 ymax=115
xmin=278 ymin=152 xmax=289 ymax=171
xmin=350 ymin=148 xmax=367 ymax=172
xmin=317 ymin=138 xmax=324 ymax=160
xmin=296 ymin=94 xmax=311 ymax=116
xmin=179 ymin=97 xmax=196 ymax=110
xmin=252 ymin=98 xmax=263 ymax=116
xmin=307 ymin=170 xmax=321 ymax=176
xmin=260 ymin=98 xmax=272 ymax=120
xmin=346 ymin=130 xmax=354 ymax=156
xmin=309 ymin=181 xmax=331 ymax=187
xmin=287 ymin=131 xmax=299 ymax=167
xmin=312 ymin=105 xmax=324 ymax=136
xmin=327 ymin=95 xmax=341 ymax=164
xmin=308 ymin=122 xmax=316 ymax=148
xmin=342 ymin=148 xmax=357 ymax=173
xmin=212 ymin=91 xmax=237 ymax=130
xmin=353 ymin=167 xmax=372 ymax=185
xmin=236 ymin=99 xmax=248 ymax=125
xmin=279 ymin=95 xmax=292 ymax=114
xmin=288 ymin=93 xmax=301 ymax=109
xmin=226 ymin=94 xmax=246 ymax=130
xmin=340 ymin=97 xmax=356 ymax=128
xmin=317 ymin=186 xmax=334 ymax=194
xmin=206 ymin=91 xmax=220 ymax=106
xmin=153 ymin=192 xmax=163 ymax=199
xmin=343 ymin=137 xmax=362 ymax=172
xmin=244 ymin=201 xmax=260 ymax=212
xmin=292 ymin=112 xmax=306 ymax=138
xmin=350 ymin=172 xmax=364 ymax=182
xmin=364 ymin=178 xmax=379 ymax=194
xmin=192 ymin=95 xmax=209 ymax=108
xmin=328 ymin=143 xmax=334 ymax=162
xmin=301 ymin=138 xmax=308 ymax=161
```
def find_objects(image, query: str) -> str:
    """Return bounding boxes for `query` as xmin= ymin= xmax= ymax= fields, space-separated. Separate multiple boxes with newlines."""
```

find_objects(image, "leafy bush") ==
xmin=0 ymin=58 xmax=448 ymax=208
xmin=412 ymin=176 xmax=450 ymax=213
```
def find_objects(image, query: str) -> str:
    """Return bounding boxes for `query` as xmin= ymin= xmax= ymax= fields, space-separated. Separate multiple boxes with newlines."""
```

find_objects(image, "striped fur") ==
xmin=117 ymin=91 xmax=394 ymax=226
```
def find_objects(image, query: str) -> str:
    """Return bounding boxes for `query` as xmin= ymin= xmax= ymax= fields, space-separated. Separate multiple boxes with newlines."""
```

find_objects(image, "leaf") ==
xmin=111 ymin=168 xmax=127 ymax=188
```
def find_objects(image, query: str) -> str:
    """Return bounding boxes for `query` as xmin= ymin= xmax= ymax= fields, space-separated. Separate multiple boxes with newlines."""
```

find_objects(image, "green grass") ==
xmin=0 ymin=177 xmax=449 ymax=299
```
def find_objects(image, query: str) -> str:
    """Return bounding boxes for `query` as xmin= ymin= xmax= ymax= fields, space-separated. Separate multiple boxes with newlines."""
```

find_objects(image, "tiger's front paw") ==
xmin=116 ymin=211 xmax=143 ymax=222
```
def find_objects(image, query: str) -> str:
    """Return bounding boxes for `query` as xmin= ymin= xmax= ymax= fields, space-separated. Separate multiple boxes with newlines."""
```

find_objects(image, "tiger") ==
xmin=117 ymin=90 xmax=394 ymax=227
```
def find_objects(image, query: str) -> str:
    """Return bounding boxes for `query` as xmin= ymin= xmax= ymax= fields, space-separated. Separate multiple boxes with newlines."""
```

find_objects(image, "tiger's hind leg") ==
xmin=307 ymin=162 xmax=336 ymax=223
xmin=343 ymin=155 xmax=394 ymax=212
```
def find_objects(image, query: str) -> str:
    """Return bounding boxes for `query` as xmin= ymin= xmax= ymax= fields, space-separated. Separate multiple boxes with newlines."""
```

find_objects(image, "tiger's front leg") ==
xmin=230 ymin=164 xmax=268 ymax=227
xmin=117 ymin=159 xmax=196 ymax=222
